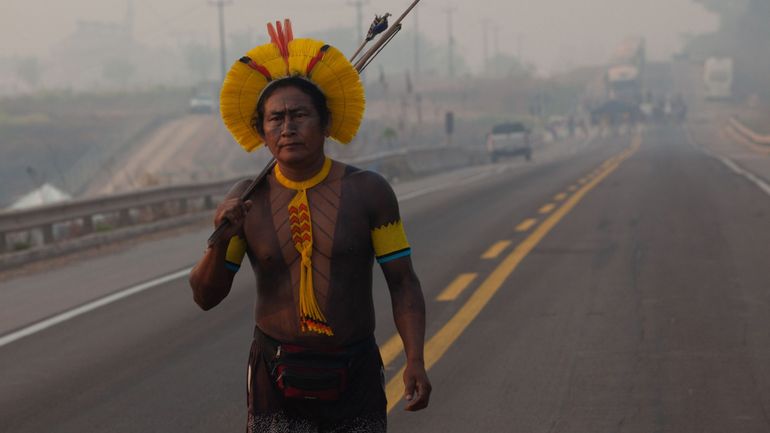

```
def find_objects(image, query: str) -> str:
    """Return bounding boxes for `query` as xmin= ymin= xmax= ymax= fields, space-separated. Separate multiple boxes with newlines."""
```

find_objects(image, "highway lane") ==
xmin=7 ymin=124 xmax=768 ymax=432
xmin=390 ymin=125 xmax=770 ymax=432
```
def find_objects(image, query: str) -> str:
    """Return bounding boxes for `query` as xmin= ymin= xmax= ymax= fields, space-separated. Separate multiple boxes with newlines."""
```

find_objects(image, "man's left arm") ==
xmin=364 ymin=171 xmax=431 ymax=411
xmin=381 ymin=257 xmax=432 ymax=411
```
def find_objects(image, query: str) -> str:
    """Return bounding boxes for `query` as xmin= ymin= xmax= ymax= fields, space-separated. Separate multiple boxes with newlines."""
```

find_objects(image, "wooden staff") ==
xmin=206 ymin=158 xmax=276 ymax=247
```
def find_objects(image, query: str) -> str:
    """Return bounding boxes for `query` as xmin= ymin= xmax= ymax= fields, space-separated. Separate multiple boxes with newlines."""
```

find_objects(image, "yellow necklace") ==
xmin=274 ymin=157 xmax=332 ymax=191
xmin=274 ymin=157 xmax=334 ymax=336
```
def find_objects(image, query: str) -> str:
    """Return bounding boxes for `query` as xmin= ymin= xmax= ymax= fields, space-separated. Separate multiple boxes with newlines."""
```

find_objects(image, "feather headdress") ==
xmin=220 ymin=20 xmax=365 ymax=152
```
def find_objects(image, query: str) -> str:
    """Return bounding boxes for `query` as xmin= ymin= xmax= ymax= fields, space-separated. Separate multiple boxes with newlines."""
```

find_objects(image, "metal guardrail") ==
xmin=0 ymin=146 xmax=484 ymax=254
xmin=0 ymin=177 xmax=238 ymax=253
xmin=729 ymin=117 xmax=770 ymax=146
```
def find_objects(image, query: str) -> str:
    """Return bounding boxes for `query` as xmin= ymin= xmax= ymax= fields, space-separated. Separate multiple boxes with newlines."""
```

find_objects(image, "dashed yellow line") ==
xmin=436 ymin=273 xmax=478 ymax=302
xmin=385 ymin=132 xmax=642 ymax=412
xmin=554 ymin=192 xmax=567 ymax=201
xmin=515 ymin=218 xmax=538 ymax=232
xmin=481 ymin=240 xmax=512 ymax=259
xmin=568 ymin=185 xmax=578 ymax=192
xmin=539 ymin=203 xmax=556 ymax=214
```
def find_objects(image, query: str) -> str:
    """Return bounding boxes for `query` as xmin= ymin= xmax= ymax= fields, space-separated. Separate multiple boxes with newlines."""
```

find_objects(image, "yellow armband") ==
xmin=224 ymin=236 xmax=247 ymax=272
xmin=371 ymin=220 xmax=411 ymax=264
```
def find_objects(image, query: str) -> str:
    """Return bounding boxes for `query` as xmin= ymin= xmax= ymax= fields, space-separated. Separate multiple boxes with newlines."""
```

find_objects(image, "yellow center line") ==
xmin=568 ymin=185 xmax=578 ymax=191
xmin=379 ymin=333 xmax=404 ymax=368
xmin=385 ymin=133 xmax=642 ymax=412
xmin=481 ymin=240 xmax=512 ymax=259
xmin=515 ymin=218 xmax=538 ymax=232
xmin=436 ymin=273 xmax=478 ymax=302
xmin=539 ymin=203 xmax=556 ymax=214
xmin=554 ymin=192 xmax=568 ymax=201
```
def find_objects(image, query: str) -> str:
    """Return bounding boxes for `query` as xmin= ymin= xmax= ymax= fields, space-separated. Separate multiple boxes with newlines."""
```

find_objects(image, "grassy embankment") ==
xmin=0 ymin=88 xmax=189 ymax=208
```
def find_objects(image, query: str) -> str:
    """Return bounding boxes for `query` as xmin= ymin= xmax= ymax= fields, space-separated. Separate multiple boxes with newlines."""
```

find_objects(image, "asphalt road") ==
xmin=2 ymin=124 xmax=770 ymax=432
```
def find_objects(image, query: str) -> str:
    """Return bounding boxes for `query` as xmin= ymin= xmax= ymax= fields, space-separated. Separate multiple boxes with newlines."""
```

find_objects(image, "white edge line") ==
xmin=685 ymin=126 xmax=770 ymax=197
xmin=398 ymin=171 xmax=494 ymax=202
xmin=0 ymin=267 xmax=192 ymax=348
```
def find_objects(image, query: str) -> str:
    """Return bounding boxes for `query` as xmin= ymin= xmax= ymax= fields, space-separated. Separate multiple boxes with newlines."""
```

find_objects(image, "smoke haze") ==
xmin=2 ymin=0 xmax=718 ymax=81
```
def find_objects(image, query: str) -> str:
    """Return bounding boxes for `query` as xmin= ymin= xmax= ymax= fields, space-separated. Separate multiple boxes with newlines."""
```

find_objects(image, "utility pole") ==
xmin=414 ymin=6 xmax=420 ymax=81
xmin=209 ymin=0 xmax=232 ymax=85
xmin=444 ymin=6 xmax=456 ymax=79
xmin=493 ymin=25 xmax=499 ymax=59
xmin=482 ymin=19 xmax=489 ymax=76
xmin=493 ymin=24 xmax=500 ymax=77
xmin=125 ymin=0 xmax=135 ymax=38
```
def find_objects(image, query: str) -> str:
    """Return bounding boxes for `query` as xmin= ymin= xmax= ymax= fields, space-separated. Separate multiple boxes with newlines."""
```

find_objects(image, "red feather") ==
xmin=285 ymin=19 xmax=294 ymax=42
xmin=267 ymin=22 xmax=279 ymax=46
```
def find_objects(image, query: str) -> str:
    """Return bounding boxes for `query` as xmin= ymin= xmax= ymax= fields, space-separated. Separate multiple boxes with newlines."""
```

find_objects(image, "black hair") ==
xmin=251 ymin=76 xmax=330 ymax=137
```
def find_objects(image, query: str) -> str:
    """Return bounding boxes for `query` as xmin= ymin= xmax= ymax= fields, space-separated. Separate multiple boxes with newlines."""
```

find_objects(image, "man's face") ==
xmin=261 ymin=86 xmax=328 ymax=167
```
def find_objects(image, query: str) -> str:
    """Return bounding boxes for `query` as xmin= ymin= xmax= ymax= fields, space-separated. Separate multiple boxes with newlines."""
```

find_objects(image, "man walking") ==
xmin=189 ymin=20 xmax=430 ymax=432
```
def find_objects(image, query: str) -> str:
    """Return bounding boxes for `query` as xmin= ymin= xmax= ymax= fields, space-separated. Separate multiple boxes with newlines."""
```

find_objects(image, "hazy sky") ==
xmin=2 ymin=0 xmax=718 ymax=75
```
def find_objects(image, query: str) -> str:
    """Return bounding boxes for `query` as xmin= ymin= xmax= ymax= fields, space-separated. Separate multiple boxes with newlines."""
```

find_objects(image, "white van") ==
xmin=704 ymin=57 xmax=733 ymax=100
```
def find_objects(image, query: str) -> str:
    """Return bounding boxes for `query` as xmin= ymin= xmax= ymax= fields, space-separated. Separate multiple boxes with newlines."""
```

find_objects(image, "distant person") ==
xmin=189 ymin=21 xmax=431 ymax=432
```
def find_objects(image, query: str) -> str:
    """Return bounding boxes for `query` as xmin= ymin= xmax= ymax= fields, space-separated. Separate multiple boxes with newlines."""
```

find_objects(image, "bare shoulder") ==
xmin=343 ymin=166 xmax=395 ymax=197
xmin=342 ymin=166 xmax=400 ymax=227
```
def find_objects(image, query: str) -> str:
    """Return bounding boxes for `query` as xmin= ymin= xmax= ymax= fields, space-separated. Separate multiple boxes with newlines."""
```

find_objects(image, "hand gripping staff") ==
xmin=207 ymin=0 xmax=423 ymax=248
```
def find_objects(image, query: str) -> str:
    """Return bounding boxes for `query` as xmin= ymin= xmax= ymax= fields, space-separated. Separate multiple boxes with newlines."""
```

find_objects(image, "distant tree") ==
xmin=381 ymin=127 xmax=398 ymax=148
xmin=692 ymin=0 xmax=752 ymax=30
xmin=15 ymin=57 xmax=41 ymax=89
xmin=102 ymin=57 xmax=135 ymax=88
xmin=688 ymin=0 xmax=770 ymax=98
xmin=488 ymin=53 xmax=534 ymax=78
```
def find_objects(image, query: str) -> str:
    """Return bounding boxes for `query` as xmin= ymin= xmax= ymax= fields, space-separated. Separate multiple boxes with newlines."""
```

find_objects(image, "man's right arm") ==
xmin=189 ymin=180 xmax=251 ymax=310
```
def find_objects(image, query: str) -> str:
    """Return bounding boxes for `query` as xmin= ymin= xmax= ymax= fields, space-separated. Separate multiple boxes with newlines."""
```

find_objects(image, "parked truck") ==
xmin=591 ymin=37 xmax=646 ymax=125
